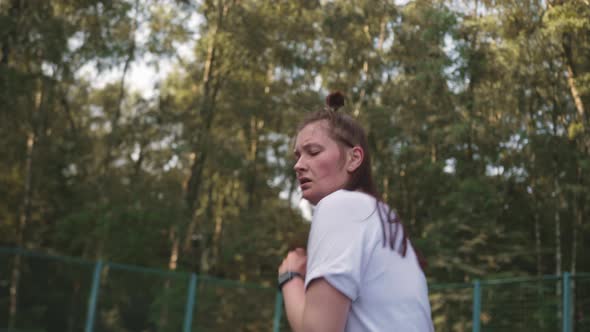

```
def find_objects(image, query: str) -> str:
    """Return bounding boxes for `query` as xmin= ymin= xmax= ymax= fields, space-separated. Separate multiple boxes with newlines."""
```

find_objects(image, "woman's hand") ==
xmin=278 ymin=248 xmax=307 ymax=276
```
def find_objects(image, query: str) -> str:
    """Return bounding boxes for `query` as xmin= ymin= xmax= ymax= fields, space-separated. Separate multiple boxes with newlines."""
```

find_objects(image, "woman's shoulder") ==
xmin=317 ymin=189 xmax=374 ymax=207
xmin=314 ymin=190 xmax=377 ymax=221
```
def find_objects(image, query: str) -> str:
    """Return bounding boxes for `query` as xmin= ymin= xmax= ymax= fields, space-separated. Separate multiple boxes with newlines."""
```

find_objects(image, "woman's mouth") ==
xmin=299 ymin=177 xmax=311 ymax=188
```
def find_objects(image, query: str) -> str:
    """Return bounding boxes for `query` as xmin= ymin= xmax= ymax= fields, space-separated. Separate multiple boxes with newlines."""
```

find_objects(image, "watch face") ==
xmin=278 ymin=272 xmax=292 ymax=284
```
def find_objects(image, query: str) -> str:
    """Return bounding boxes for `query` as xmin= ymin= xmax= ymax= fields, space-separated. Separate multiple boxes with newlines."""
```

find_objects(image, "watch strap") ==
xmin=277 ymin=271 xmax=304 ymax=291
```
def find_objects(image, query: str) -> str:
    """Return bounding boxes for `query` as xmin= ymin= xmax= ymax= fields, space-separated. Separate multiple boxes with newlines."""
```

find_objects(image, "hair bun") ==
xmin=326 ymin=91 xmax=345 ymax=111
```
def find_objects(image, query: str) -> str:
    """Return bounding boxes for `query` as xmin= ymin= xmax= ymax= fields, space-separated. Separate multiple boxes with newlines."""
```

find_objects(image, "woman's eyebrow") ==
xmin=293 ymin=143 xmax=323 ymax=156
xmin=302 ymin=143 xmax=322 ymax=150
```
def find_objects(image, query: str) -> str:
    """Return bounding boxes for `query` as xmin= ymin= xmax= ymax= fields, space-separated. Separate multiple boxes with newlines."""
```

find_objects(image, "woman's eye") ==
xmin=309 ymin=150 xmax=320 ymax=156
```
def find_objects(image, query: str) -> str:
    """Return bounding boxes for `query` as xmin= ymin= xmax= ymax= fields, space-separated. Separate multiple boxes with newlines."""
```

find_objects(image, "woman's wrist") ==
xmin=278 ymin=271 xmax=304 ymax=291
xmin=281 ymin=275 xmax=305 ymax=294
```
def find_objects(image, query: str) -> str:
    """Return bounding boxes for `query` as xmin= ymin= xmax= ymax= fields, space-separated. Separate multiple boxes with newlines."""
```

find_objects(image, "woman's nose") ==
xmin=293 ymin=157 xmax=306 ymax=172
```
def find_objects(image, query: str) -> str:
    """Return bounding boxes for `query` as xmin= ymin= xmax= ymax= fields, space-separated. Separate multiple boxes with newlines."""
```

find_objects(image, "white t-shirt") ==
xmin=304 ymin=190 xmax=434 ymax=332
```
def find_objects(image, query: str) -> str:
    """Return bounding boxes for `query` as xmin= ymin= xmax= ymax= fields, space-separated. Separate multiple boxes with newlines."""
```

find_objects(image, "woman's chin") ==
xmin=302 ymin=193 xmax=321 ymax=206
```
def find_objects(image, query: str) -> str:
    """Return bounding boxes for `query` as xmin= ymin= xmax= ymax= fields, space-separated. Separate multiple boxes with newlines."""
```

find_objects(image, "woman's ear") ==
xmin=347 ymin=146 xmax=364 ymax=172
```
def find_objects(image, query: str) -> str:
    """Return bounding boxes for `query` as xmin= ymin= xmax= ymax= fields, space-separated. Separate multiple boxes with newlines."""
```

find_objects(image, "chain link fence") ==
xmin=1 ymin=248 xmax=588 ymax=332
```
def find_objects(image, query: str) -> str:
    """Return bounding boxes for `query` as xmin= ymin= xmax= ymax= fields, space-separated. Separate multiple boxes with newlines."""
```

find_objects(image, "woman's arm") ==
xmin=280 ymin=249 xmax=351 ymax=332
xmin=301 ymin=278 xmax=351 ymax=332
xmin=282 ymin=278 xmax=351 ymax=332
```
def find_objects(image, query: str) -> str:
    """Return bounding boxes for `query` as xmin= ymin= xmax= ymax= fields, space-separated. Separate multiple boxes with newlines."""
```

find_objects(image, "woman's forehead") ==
xmin=296 ymin=121 xmax=331 ymax=144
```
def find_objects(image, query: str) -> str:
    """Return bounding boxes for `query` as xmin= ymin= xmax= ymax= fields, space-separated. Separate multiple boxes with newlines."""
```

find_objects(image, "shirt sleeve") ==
xmin=304 ymin=192 xmax=369 ymax=301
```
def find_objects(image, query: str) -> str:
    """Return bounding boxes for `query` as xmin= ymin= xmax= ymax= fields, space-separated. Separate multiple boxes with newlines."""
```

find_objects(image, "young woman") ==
xmin=277 ymin=92 xmax=434 ymax=332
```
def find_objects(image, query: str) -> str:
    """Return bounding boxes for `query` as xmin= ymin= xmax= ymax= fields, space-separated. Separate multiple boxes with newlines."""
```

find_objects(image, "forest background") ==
xmin=0 ymin=0 xmax=589 ymax=330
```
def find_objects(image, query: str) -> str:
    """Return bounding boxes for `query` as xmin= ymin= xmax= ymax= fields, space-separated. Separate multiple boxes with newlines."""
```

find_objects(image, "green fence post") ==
xmin=272 ymin=291 xmax=283 ymax=332
xmin=472 ymin=279 xmax=481 ymax=332
xmin=183 ymin=273 xmax=198 ymax=332
xmin=562 ymin=272 xmax=571 ymax=332
xmin=85 ymin=260 xmax=103 ymax=332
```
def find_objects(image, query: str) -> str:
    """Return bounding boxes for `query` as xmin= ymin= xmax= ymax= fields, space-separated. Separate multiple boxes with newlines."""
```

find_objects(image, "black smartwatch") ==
xmin=277 ymin=271 xmax=304 ymax=291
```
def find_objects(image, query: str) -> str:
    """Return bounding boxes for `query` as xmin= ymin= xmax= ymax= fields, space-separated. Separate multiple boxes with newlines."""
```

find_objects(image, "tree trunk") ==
xmin=246 ymin=116 xmax=262 ymax=209
xmin=526 ymin=100 xmax=544 ymax=278
xmin=554 ymin=182 xmax=562 ymax=278
xmin=562 ymin=34 xmax=586 ymax=125
xmin=551 ymin=92 xmax=563 ymax=324
xmin=382 ymin=177 xmax=389 ymax=203
xmin=183 ymin=25 xmax=219 ymax=215
xmin=570 ymin=165 xmax=582 ymax=332
xmin=462 ymin=23 xmax=479 ymax=178
xmin=534 ymin=207 xmax=542 ymax=275
xmin=211 ymin=181 xmax=229 ymax=273
xmin=9 ymin=77 xmax=45 ymax=327
xmin=170 ymin=0 xmax=228 ymax=280
xmin=9 ymin=134 xmax=33 ymax=328
xmin=199 ymin=181 xmax=216 ymax=274
xmin=554 ymin=185 xmax=563 ymax=327
xmin=158 ymin=228 xmax=179 ymax=331
xmin=181 ymin=0 xmax=230 ymax=256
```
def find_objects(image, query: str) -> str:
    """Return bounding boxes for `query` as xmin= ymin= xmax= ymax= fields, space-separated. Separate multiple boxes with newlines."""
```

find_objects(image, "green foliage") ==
xmin=1 ymin=0 xmax=589 ymax=330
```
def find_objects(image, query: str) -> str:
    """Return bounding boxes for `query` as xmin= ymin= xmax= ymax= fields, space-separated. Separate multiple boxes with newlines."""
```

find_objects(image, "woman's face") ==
xmin=293 ymin=120 xmax=352 ymax=205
